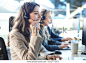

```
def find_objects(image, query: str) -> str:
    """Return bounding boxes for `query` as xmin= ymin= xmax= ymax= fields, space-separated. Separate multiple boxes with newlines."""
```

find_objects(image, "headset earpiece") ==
xmin=41 ymin=16 xmax=45 ymax=20
xmin=41 ymin=9 xmax=47 ymax=20
xmin=24 ymin=14 xmax=29 ymax=19
xmin=23 ymin=3 xmax=30 ymax=19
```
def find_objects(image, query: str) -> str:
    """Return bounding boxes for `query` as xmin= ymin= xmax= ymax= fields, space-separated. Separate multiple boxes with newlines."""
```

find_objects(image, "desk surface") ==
xmin=38 ymin=40 xmax=86 ymax=60
xmin=38 ymin=49 xmax=86 ymax=60
xmin=58 ymin=50 xmax=86 ymax=60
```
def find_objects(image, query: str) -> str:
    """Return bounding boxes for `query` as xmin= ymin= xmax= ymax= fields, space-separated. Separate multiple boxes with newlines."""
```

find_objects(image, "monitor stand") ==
xmin=81 ymin=46 xmax=86 ymax=55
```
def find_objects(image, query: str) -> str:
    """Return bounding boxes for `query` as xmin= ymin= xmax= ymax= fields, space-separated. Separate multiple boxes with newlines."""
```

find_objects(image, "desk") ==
xmin=6 ymin=40 xmax=86 ymax=60
xmin=59 ymin=40 xmax=86 ymax=60
xmin=58 ymin=50 xmax=86 ymax=60
xmin=38 ymin=41 xmax=86 ymax=60
xmin=38 ymin=49 xmax=86 ymax=60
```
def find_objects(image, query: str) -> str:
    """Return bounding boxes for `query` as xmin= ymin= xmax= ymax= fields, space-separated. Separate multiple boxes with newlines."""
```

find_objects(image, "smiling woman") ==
xmin=9 ymin=2 xmax=62 ymax=60
xmin=9 ymin=2 xmax=43 ymax=60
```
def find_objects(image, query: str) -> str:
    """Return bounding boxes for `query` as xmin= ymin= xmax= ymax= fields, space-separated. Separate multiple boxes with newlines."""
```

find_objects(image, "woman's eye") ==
xmin=35 ymin=13 xmax=38 ymax=14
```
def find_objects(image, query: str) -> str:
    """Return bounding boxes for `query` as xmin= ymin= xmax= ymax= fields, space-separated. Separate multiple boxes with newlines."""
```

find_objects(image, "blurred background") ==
xmin=0 ymin=0 xmax=86 ymax=45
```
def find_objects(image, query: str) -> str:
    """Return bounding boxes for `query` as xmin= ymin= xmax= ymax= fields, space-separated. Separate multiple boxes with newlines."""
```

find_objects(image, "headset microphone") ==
xmin=31 ymin=19 xmax=36 ymax=21
xmin=31 ymin=19 xmax=43 ymax=24
xmin=39 ymin=22 xmax=43 ymax=24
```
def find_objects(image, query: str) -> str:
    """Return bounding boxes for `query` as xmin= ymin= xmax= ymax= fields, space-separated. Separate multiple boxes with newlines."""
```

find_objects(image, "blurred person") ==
xmin=39 ymin=9 xmax=70 ymax=51
xmin=7 ymin=16 xmax=15 ymax=47
xmin=47 ymin=26 xmax=72 ymax=44
xmin=46 ymin=16 xmax=72 ymax=42
xmin=9 ymin=2 xmax=62 ymax=60
xmin=9 ymin=16 xmax=15 ymax=32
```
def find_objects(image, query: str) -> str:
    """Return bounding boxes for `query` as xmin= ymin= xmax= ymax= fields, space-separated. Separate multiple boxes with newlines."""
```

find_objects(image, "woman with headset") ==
xmin=9 ymin=2 xmax=62 ymax=60
xmin=39 ymin=9 xmax=70 ymax=51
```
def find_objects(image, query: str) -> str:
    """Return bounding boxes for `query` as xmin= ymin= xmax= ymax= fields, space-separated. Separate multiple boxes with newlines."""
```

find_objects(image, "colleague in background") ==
xmin=46 ymin=14 xmax=72 ymax=42
xmin=46 ymin=26 xmax=72 ymax=45
xmin=9 ymin=16 xmax=15 ymax=32
xmin=39 ymin=9 xmax=70 ymax=51
xmin=9 ymin=2 xmax=62 ymax=60
xmin=7 ymin=16 xmax=15 ymax=47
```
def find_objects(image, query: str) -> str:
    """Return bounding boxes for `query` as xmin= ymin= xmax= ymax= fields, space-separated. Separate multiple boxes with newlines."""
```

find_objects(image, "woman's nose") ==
xmin=50 ymin=19 xmax=52 ymax=22
xmin=39 ymin=14 xmax=41 ymax=18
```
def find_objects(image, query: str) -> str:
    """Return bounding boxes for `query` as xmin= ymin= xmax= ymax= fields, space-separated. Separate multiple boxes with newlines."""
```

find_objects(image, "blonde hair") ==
xmin=40 ymin=9 xmax=51 ymax=23
xmin=40 ymin=9 xmax=51 ymax=43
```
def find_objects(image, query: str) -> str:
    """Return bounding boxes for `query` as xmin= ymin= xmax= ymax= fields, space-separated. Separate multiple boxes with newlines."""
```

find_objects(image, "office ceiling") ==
xmin=0 ymin=0 xmax=24 ymax=13
xmin=0 ymin=6 xmax=16 ymax=13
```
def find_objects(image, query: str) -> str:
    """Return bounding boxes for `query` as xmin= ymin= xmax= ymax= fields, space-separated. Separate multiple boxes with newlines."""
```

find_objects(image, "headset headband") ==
xmin=23 ymin=3 xmax=30 ymax=19
xmin=42 ymin=9 xmax=47 ymax=16
xmin=23 ymin=3 xmax=28 ymax=16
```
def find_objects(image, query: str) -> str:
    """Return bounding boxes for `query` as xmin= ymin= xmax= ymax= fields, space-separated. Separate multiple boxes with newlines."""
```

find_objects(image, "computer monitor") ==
xmin=72 ymin=19 xmax=80 ymax=33
xmin=82 ymin=18 xmax=86 ymax=55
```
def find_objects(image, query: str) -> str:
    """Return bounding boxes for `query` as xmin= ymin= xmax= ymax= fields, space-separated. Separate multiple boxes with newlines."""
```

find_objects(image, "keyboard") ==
xmin=62 ymin=47 xmax=71 ymax=50
xmin=61 ymin=45 xmax=71 ymax=50
xmin=74 ymin=57 xmax=86 ymax=60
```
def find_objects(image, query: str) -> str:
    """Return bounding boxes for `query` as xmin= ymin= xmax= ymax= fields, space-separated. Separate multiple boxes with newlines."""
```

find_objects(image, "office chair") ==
xmin=0 ymin=37 xmax=9 ymax=60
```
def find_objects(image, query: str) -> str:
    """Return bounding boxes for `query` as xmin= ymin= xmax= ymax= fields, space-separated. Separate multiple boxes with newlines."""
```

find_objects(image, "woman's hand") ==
xmin=62 ymin=37 xmax=72 ymax=42
xmin=61 ymin=43 xmax=70 ymax=45
xmin=30 ymin=25 xmax=37 ymax=36
xmin=46 ymin=55 xmax=62 ymax=60
xmin=58 ymin=45 xmax=69 ymax=49
xmin=30 ymin=22 xmax=40 ymax=36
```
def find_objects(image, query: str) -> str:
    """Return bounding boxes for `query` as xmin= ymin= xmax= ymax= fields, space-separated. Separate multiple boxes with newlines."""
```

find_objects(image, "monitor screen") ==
xmin=72 ymin=19 xmax=80 ymax=32
xmin=82 ymin=18 xmax=86 ymax=46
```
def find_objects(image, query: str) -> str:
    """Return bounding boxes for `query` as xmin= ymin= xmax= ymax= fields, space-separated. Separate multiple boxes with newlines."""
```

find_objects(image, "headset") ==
xmin=41 ymin=9 xmax=47 ymax=20
xmin=23 ymin=3 xmax=37 ymax=21
xmin=23 ymin=3 xmax=30 ymax=20
xmin=23 ymin=3 xmax=45 ymax=23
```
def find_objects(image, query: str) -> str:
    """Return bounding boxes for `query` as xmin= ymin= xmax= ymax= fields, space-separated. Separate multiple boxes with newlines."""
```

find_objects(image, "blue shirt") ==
xmin=39 ymin=26 xmax=60 ymax=51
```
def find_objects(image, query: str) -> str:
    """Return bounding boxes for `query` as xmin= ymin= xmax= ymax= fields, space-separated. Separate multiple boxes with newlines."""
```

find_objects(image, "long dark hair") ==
xmin=13 ymin=2 xmax=40 ymax=41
